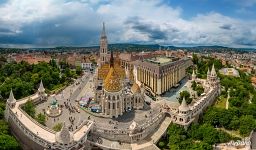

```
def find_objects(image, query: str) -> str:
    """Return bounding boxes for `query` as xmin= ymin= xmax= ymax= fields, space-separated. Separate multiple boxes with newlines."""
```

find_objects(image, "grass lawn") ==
xmin=214 ymin=95 xmax=227 ymax=109
xmin=218 ymin=128 xmax=242 ymax=139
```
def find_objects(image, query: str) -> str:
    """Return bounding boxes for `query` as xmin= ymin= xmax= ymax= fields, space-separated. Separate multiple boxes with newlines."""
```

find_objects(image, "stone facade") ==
xmin=134 ymin=57 xmax=192 ymax=96
xmin=99 ymin=22 xmax=109 ymax=66
xmin=163 ymin=64 xmax=220 ymax=129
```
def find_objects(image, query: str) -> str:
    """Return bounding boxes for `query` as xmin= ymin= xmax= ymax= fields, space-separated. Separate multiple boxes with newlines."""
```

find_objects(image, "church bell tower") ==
xmin=99 ymin=22 xmax=108 ymax=66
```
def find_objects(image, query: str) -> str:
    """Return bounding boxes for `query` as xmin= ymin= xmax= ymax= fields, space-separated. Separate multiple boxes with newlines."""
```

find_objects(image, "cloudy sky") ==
xmin=0 ymin=0 xmax=256 ymax=48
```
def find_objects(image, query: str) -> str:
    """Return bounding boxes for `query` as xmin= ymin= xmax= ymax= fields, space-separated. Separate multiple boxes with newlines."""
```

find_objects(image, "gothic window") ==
xmin=113 ymin=96 xmax=115 ymax=100
xmin=117 ymin=95 xmax=119 ymax=100
xmin=113 ymin=103 xmax=115 ymax=109
xmin=108 ymin=95 xmax=111 ymax=100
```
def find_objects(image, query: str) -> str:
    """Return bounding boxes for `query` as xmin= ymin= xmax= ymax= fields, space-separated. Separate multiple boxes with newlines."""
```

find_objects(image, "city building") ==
xmin=219 ymin=68 xmax=240 ymax=77
xmin=134 ymin=56 xmax=192 ymax=96
xmin=95 ymin=24 xmax=145 ymax=118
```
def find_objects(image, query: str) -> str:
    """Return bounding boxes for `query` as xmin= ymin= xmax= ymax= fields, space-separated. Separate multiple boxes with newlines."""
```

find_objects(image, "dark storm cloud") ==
xmin=219 ymin=24 xmax=232 ymax=30
xmin=0 ymin=17 xmax=100 ymax=46
xmin=125 ymin=17 xmax=168 ymax=40
xmin=0 ymin=28 xmax=14 ymax=34
xmin=233 ymin=30 xmax=256 ymax=46
xmin=234 ymin=38 xmax=256 ymax=46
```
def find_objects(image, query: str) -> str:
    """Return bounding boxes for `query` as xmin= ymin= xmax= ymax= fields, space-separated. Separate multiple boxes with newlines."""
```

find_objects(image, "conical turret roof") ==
xmin=56 ymin=122 xmax=73 ymax=144
xmin=207 ymin=67 xmax=210 ymax=75
xmin=211 ymin=64 xmax=217 ymax=76
xmin=179 ymin=97 xmax=189 ymax=112
xmin=192 ymin=69 xmax=196 ymax=77
xmin=38 ymin=80 xmax=45 ymax=93
xmin=7 ymin=89 xmax=16 ymax=104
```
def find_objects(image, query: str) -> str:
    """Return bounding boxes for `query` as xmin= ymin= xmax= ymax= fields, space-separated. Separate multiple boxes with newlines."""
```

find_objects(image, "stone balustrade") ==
xmin=18 ymin=106 xmax=57 ymax=134
xmin=93 ymin=111 xmax=165 ymax=143
xmin=7 ymin=107 xmax=53 ymax=148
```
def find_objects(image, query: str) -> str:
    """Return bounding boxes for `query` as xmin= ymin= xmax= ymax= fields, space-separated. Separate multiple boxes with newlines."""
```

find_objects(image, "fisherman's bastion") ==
xmin=4 ymin=23 xmax=221 ymax=150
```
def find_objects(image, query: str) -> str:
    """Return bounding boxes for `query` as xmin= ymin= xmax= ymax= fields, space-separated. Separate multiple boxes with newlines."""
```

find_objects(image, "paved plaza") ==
xmin=36 ymin=72 xmax=164 ymax=131
xmin=162 ymin=78 xmax=191 ymax=102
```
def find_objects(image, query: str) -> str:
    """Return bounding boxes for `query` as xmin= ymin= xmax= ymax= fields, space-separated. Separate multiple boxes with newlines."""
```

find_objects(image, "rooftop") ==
xmin=145 ymin=56 xmax=172 ymax=65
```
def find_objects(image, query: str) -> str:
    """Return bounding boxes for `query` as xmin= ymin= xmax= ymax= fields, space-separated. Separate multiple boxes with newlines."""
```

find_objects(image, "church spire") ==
xmin=101 ymin=22 xmax=106 ymax=38
xmin=99 ymin=22 xmax=108 ymax=66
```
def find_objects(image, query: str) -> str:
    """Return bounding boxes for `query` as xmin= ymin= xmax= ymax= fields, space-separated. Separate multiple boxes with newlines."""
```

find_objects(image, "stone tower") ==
xmin=208 ymin=64 xmax=218 ymax=86
xmin=192 ymin=69 xmax=196 ymax=81
xmin=7 ymin=89 xmax=16 ymax=108
xmin=99 ymin=22 xmax=109 ymax=66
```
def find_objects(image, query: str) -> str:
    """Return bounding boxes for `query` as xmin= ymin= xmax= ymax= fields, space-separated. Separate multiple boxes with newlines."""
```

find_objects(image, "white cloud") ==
xmin=0 ymin=0 xmax=255 ymax=47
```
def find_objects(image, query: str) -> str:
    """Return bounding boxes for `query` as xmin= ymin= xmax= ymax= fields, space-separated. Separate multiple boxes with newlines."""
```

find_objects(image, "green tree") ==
xmin=0 ymin=103 xmax=5 ymax=119
xmin=191 ymin=80 xmax=197 ymax=90
xmin=239 ymin=115 xmax=256 ymax=136
xmin=53 ymin=123 xmax=63 ymax=132
xmin=195 ymin=85 xmax=204 ymax=96
xmin=228 ymin=116 xmax=240 ymax=130
xmin=192 ymin=53 xmax=199 ymax=65
xmin=0 ymin=134 xmax=20 ymax=150
xmin=22 ymin=100 xmax=36 ymax=118
xmin=36 ymin=113 xmax=46 ymax=126
xmin=179 ymin=90 xmax=192 ymax=104
xmin=76 ymin=66 xmax=83 ymax=76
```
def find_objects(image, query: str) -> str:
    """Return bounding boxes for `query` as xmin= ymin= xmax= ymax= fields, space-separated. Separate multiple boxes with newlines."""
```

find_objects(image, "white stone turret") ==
xmin=179 ymin=97 xmax=189 ymax=113
xmin=38 ymin=80 xmax=45 ymax=93
xmin=7 ymin=89 xmax=16 ymax=108
xmin=207 ymin=67 xmax=210 ymax=81
xmin=208 ymin=64 xmax=218 ymax=86
xmin=192 ymin=69 xmax=196 ymax=81
xmin=56 ymin=122 xmax=73 ymax=144
xmin=210 ymin=64 xmax=217 ymax=77
xmin=38 ymin=80 xmax=47 ymax=100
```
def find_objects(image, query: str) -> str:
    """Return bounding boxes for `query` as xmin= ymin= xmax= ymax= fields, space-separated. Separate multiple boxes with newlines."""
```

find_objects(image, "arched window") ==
xmin=113 ymin=96 xmax=115 ymax=100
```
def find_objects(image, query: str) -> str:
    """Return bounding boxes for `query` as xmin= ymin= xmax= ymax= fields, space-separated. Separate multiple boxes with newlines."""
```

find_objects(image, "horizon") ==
xmin=0 ymin=0 xmax=256 ymax=48
xmin=1 ymin=43 xmax=255 ymax=50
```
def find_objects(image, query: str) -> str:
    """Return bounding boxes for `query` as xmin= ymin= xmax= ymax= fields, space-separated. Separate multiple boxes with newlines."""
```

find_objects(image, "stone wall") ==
xmin=6 ymin=107 xmax=52 ymax=149
xmin=9 ymin=118 xmax=45 ymax=150
xmin=93 ymin=112 xmax=165 ymax=143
